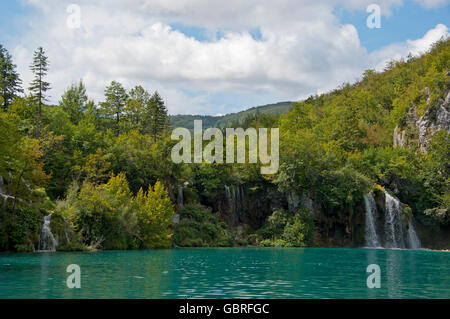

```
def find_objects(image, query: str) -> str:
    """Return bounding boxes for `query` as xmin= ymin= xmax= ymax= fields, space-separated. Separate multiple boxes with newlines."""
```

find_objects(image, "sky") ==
xmin=0 ymin=0 xmax=449 ymax=115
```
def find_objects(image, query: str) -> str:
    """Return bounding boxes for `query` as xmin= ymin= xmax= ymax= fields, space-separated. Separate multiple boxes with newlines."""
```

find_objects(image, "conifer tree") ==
xmin=147 ymin=91 xmax=169 ymax=142
xmin=29 ymin=47 xmax=50 ymax=139
xmin=0 ymin=44 xmax=23 ymax=110
xmin=100 ymin=81 xmax=127 ymax=135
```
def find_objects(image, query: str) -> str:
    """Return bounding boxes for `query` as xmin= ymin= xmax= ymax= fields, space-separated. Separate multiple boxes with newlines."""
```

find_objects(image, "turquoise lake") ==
xmin=0 ymin=248 xmax=448 ymax=299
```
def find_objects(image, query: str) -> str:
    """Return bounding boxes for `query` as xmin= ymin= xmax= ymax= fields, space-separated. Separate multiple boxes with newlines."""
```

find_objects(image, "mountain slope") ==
xmin=170 ymin=101 xmax=292 ymax=129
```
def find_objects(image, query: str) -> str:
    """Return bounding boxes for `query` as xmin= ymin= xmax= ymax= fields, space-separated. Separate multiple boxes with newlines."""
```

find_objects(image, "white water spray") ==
xmin=363 ymin=193 xmax=381 ymax=247
xmin=38 ymin=214 xmax=57 ymax=252
xmin=407 ymin=220 xmax=421 ymax=249
xmin=0 ymin=175 xmax=14 ymax=204
xmin=364 ymin=191 xmax=421 ymax=249
xmin=177 ymin=185 xmax=184 ymax=208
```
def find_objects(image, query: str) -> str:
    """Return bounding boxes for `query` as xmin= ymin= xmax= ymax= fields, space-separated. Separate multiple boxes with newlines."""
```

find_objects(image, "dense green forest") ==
xmin=169 ymin=101 xmax=292 ymax=130
xmin=0 ymin=39 xmax=449 ymax=252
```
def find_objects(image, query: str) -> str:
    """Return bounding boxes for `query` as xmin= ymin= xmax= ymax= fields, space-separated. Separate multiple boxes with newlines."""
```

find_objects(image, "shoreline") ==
xmin=2 ymin=246 xmax=450 ymax=254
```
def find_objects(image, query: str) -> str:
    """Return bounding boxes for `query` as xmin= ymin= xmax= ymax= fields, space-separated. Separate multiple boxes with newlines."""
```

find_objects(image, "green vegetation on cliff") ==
xmin=0 ymin=39 xmax=449 ymax=251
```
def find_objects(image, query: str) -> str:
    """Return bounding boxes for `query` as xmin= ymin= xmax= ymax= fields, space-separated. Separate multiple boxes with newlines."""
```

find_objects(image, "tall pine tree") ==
xmin=29 ymin=47 xmax=50 ymax=139
xmin=100 ymin=81 xmax=127 ymax=135
xmin=0 ymin=44 xmax=23 ymax=110
xmin=147 ymin=91 xmax=169 ymax=142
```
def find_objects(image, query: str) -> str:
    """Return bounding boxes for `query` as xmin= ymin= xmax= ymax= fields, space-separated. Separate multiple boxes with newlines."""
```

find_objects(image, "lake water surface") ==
xmin=0 ymin=247 xmax=448 ymax=298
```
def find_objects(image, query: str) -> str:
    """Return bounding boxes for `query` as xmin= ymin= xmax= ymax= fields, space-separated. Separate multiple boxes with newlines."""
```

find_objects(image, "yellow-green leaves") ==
xmin=135 ymin=181 xmax=175 ymax=248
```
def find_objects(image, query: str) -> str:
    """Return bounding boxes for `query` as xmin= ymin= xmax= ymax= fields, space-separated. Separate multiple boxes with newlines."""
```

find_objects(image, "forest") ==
xmin=0 ymin=39 xmax=449 ymax=252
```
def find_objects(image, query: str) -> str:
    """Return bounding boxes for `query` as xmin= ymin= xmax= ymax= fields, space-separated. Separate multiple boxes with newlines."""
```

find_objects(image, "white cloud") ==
xmin=369 ymin=24 xmax=449 ymax=71
xmin=413 ymin=0 xmax=450 ymax=8
xmin=7 ymin=0 xmax=449 ymax=114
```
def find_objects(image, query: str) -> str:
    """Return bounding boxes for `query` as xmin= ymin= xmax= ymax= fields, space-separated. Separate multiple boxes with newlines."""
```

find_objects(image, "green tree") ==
xmin=59 ymin=81 xmax=88 ymax=124
xmin=147 ymin=91 xmax=169 ymax=142
xmin=74 ymin=173 xmax=138 ymax=249
xmin=125 ymin=85 xmax=150 ymax=131
xmin=106 ymin=130 xmax=178 ymax=193
xmin=81 ymin=148 xmax=111 ymax=184
xmin=100 ymin=81 xmax=127 ymax=135
xmin=0 ymin=44 xmax=23 ymax=110
xmin=135 ymin=180 xmax=175 ymax=248
xmin=0 ymin=112 xmax=49 ymax=210
xmin=7 ymin=96 xmax=36 ymax=136
xmin=28 ymin=47 xmax=50 ymax=139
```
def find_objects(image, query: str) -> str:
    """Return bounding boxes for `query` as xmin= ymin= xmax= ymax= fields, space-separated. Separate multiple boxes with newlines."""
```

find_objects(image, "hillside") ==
xmin=0 ymin=39 xmax=448 ymax=253
xmin=273 ymin=39 xmax=449 ymax=248
xmin=169 ymin=101 xmax=292 ymax=129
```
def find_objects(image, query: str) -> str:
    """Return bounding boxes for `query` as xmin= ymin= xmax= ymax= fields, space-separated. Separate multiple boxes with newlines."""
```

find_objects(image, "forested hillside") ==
xmin=0 ymin=39 xmax=448 ymax=252
xmin=170 ymin=101 xmax=292 ymax=130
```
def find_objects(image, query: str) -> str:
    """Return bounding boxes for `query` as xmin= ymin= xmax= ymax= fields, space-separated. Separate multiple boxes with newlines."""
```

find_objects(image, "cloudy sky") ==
xmin=0 ymin=0 xmax=449 ymax=115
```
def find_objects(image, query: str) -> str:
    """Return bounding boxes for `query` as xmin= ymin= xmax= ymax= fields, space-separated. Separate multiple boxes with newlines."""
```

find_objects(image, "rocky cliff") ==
xmin=394 ymin=87 xmax=450 ymax=152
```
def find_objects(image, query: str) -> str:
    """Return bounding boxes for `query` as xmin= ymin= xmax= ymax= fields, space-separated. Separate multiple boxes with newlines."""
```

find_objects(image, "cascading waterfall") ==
xmin=363 ymin=191 xmax=421 ymax=249
xmin=177 ymin=185 xmax=184 ymax=208
xmin=0 ymin=175 xmax=5 ymax=199
xmin=0 ymin=175 xmax=14 ymax=204
xmin=407 ymin=221 xmax=421 ymax=249
xmin=225 ymin=185 xmax=232 ymax=214
xmin=363 ymin=194 xmax=381 ymax=247
xmin=224 ymin=185 xmax=245 ymax=218
xmin=172 ymin=185 xmax=183 ymax=224
xmin=233 ymin=186 xmax=240 ymax=216
xmin=240 ymin=186 xmax=245 ymax=213
xmin=384 ymin=191 xmax=405 ymax=248
xmin=38 ymin=214 xmax=57 ymax=252
xmin=231 ymin=186 xmax=236 ymax=214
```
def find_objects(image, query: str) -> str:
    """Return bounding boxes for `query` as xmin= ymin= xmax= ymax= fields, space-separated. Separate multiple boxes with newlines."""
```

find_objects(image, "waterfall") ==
xmin=240 ymin=186 xmax=245 ymax=214
xmin=177 ymin=185 xmax=184 ymax=208
xmin=225 ymin=185 xmax=231 ymax=201
xmin=224 ymin=185 xmax=245 ymax=218
xmin=225 ymin=185 xmax=233 ymax=214
xmin=0 ymin=175 xmax=4 ymax=194
xmin=234 ymin=186 xmax=240 ymax=216
xmin=231 ymin=186 xmax=236 ymax=213
xmin=0 ymin=175 xmax=14 ymax=204
xmin=38 ymin=214 xmax=57 ymax=252
xmin=407 ymin=221 xmax=421 ymax=249
xmin=172 ymin=185 xmax=183 ymax=224
xmin=363 ymin=193 xmax=381 ymax=247
xmin=363 ymin=191 xmax=421 ymax=249
xmin=384 ymin=191 xmax=405 ymax=248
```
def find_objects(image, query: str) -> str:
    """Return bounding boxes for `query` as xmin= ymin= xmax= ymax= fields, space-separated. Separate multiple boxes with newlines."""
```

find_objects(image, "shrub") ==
xmin=173 ymin=204 xmax=234 ymax=247
xmin=257 ymin=208 xmax=315 ymax=247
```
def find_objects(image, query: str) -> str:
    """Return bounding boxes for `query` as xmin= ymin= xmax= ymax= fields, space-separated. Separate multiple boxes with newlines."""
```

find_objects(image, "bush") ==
xmin=173 ymin=204 xmax=234 ymax=247
xmin=59 ymin=173 xmax=174 ymax=250
xmin=256 ymin=208 xmax=315 ymax=247
xmin=49 ymin=212 xmax=86 ymax=251
xmin=0 ymin=206 xmax=43 ymax=252
xmin=135 ymin=181 xmax=175 ymax=248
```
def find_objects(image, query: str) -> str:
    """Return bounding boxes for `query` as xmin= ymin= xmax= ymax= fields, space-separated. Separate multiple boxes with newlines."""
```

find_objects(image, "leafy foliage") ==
xmin=0 ymin=44 xmax=23 ymax=110
xmin=173 ymin=204 xmax=234 ymax=247
xmin=257 ymin=209 xmax=315 ymax=247
xmin=0 ymin=39 xmax=449 ymax=252
xmin=135 ymin=180 xmax=175 ymax=248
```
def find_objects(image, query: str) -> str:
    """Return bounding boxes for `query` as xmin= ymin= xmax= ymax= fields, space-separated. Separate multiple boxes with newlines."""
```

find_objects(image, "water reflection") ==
xmin=0 ymin=248 xmax=448 ymax=298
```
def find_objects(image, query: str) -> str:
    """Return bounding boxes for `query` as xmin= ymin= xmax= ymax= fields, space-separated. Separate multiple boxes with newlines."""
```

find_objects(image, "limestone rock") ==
xmin=393 ymin=89 xmax=450 ymax=152
xmin=416 ymin=92 xmax=450 ymax=152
